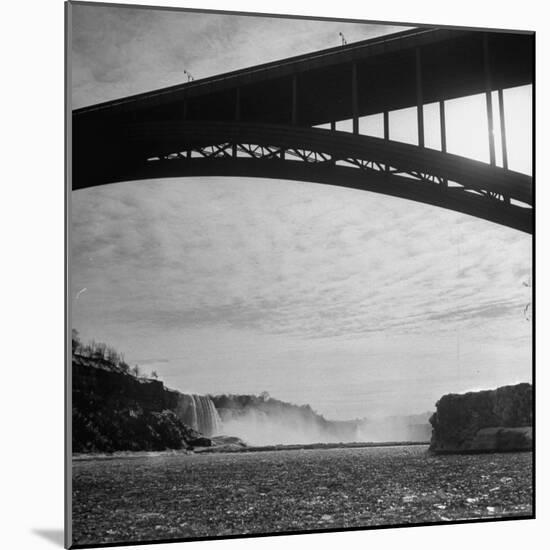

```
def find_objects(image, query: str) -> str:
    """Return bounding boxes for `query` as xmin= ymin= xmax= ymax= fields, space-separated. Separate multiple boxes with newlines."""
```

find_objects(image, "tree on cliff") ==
xmin=72 ymin=332 xmax=132 ymax=373
xmin=106 ymin=346 xmax=120 ymax=365
xmin=72 ymin=329 xmax=81 ymax=355
xmin=83 ymin=340 xmax=108 ymax=360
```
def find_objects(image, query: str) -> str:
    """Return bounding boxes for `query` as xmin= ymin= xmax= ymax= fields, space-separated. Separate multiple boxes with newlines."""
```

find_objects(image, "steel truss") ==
xmin=147 ymin=141 xmax=526 ymax=208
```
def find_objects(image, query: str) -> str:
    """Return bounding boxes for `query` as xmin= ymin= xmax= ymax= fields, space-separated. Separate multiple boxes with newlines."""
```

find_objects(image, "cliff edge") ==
xmin=72 ymin=354 xmax=213 ymax=453
xmin=429 ymin=383 xmax=532 ymax=454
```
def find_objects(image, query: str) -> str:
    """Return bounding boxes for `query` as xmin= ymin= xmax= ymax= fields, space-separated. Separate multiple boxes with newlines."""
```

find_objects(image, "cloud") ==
xmin=71 ymin=177 xmax=531 ymax=351
xmin=71 ymin=4 xmax=405 ymax=108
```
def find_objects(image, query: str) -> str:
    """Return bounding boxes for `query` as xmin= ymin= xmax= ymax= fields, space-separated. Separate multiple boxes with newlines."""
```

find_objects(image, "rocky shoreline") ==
xmin=72 ymin=440 xmax=431 ymax=461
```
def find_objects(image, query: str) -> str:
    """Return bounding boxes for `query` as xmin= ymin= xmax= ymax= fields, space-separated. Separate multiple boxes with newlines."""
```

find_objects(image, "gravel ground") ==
xmin=71 ymin=445 xmax=532 ymax=546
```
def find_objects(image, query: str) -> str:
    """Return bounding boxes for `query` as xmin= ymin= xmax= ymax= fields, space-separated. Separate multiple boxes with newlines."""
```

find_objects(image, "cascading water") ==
xmin=175 ymin=394 xmax=222 ymax=436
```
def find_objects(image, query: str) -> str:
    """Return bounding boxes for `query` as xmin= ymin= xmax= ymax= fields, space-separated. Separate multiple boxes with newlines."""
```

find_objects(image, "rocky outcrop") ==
xmin=72 ymin=355 xmax=216 ymax=453
xmin=467 ymin=427 xmax=532 ymax=452
xmin=429 ymin=383 xmax=532 ymax=453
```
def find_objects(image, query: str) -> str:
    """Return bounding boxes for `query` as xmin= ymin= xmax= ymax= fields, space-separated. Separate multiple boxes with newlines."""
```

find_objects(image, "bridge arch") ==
xmin=73 ymin=121 xmax=532 ymax=233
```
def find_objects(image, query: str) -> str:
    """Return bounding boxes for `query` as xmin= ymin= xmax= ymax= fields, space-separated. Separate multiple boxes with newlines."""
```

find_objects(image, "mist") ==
xmin=212 ymin=394 xmax=432 ymax=446
xmin=219 ymin=408 xmax=354 ymax=445
xmin=355 ymin=415 xmax=432 ymax=444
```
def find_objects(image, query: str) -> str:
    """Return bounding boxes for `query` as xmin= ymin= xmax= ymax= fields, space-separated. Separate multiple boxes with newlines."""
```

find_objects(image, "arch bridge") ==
xmin=72 ymin=27 xmax=534 ymax=233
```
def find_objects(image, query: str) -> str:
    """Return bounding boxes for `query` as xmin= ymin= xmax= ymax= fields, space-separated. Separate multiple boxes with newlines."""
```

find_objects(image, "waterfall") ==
xmin=175 ymin=394 xmax=222 ymax=436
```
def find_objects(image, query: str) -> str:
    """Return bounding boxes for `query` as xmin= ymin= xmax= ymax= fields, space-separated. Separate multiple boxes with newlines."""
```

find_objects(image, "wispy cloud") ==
xmin=72 ymin=178 xmax=531 ymax=347
xmin=71 ymin=4 xmax=405 ymax=108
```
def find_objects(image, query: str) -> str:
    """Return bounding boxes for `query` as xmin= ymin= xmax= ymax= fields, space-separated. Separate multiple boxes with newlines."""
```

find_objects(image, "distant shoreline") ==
xmin=198 ymin=440 xmax=430 ymax=454
xmin=73 ymin=440 xmax=430 ymax=461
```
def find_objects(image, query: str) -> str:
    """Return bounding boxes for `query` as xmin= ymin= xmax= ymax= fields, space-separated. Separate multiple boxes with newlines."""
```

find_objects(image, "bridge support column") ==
xmin=291 ymin=75 xmax=297 ymax=125
xmin=483 ymin=33 xmax=496 ymax=166
xmin=498 ymin=89 xmax=509 ymax=170
xmin=352 ymin=62 xmax=359 ymax=134
xmin=233 ymin=88 xmax=241 ymax=157
xmin=416 ymin=48 xmax=425 ymax=148
xmin=439 ymin=100 xmax=448 ymax=189
xmin=439 ymin=101 xmax=447 ymax=153
xmin=383 ymin=111 xmax=390 ymax=173
xmin=235 ymin=88 xmax=241 ymax=121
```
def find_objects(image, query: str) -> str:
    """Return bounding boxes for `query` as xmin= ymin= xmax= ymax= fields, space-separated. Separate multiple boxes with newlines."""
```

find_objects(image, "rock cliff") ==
xmin=72 ymin=354 xmax=215 ymax=453
xmin=429 ymin=383 xmax=532 ymax=453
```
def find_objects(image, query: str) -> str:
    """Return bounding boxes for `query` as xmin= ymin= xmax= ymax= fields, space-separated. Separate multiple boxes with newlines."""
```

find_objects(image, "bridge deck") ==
xmin=74 ymin=28 xmax=533 ymax=128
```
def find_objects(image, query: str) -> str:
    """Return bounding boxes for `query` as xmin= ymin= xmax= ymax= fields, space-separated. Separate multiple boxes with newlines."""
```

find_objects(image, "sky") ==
xmin=70 ymin=3 xmax=532 ymax=420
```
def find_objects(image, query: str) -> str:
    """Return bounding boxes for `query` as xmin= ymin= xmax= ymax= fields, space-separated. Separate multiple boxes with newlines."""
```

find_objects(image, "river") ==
xmin=71 ymin=445 xmax=533 ymax=545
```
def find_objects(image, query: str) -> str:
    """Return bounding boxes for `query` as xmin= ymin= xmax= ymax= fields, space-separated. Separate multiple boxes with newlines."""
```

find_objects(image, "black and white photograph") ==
xmin=66 ymin=1 xmax=533 ymax=547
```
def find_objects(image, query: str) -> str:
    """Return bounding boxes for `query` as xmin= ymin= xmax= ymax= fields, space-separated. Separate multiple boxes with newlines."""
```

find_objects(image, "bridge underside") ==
xmin=73 ymin=122 xmax=532 ymax=233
